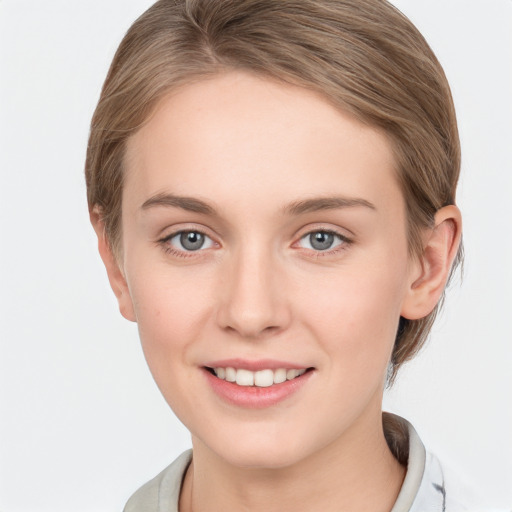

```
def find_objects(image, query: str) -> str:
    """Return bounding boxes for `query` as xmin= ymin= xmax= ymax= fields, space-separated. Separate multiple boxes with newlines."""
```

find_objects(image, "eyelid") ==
xmin=157 ymin=225 xmax=220 ymax=257
xmin=170 ymin=231 xmax=214 ymax=249
xmin=292 ymin=225 xmax=353 ymax=255
xmin=156 ymin=223 xmax=352 ymax=258
xmin=293 ymin=223 xmax=353 ymax=242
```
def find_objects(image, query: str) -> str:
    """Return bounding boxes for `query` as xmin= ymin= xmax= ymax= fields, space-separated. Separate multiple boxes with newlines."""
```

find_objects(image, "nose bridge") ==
xmin=217 ymin=240 xmax=289 ymax=338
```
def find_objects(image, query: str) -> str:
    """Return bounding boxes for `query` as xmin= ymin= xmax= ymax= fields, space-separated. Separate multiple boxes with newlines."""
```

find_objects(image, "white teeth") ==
xmin=286 ymin=369 xmax=299 ymax=380
xmin=211 ymin=367 xmax=308 ymax=387
xmin=273 ymin=368 xmax=287 ymax=384
xmin=236 ymin=369 xmax=254 ymax=386
xmin=225 ymin=367 xmax=236 ymax=382
xmin=286 ymin=368 xmax=306 ymax=380
xmin=215 ymin=367 xmax=226 ymax=380
xmin=254 ymin=369 xmax=274 ymax=387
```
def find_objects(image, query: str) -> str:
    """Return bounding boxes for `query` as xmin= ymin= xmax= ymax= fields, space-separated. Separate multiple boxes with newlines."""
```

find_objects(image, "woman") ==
xmin=85 ymin=1 xmax=492 ymax=510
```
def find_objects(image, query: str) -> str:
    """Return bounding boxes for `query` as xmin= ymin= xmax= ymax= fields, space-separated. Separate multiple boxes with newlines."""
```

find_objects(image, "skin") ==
xmin=92 ymin=72 xmax=461 ymax=511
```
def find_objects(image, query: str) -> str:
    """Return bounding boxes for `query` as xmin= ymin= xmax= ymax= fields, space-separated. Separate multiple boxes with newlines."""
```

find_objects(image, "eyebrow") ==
xmin=141 ymin=193 xmax=376 ymax=216
xmin=141 ymin=193 xmax=216 ymax=215
xmin=283 ymin=196 xmax=376 ymax=215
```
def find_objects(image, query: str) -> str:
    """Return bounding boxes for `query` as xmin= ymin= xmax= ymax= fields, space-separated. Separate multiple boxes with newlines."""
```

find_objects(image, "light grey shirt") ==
xmin=123 ymin=417 xmax=500 ymax=512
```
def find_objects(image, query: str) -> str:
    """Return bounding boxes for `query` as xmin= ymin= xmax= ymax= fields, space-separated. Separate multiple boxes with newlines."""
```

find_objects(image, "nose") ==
xmin=216 ymin=245 xmax=291 ymax=339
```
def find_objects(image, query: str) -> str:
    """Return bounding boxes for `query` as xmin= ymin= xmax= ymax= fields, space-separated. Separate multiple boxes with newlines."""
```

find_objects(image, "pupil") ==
xmin=310 ymin=232 xmax=334 ymax=250
xmin=180 ymin=232 xmax=204 ymax=251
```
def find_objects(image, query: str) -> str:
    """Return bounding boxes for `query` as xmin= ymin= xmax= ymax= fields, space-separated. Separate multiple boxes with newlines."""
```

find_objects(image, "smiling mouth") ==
xmin=205 ymin=367 xmax=313 ymax=387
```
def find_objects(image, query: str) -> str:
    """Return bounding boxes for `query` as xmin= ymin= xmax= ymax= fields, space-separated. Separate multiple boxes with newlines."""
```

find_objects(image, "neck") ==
xmin=179 ymin=409 xmax=406 ymax=512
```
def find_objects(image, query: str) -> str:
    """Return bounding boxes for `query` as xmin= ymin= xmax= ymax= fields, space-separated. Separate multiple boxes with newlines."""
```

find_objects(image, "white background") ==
xmin=0 ymin=1 xmax=511 ymax=510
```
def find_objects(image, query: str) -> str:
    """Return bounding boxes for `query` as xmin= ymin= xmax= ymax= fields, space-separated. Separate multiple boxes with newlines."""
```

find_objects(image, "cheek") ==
xmin=297 ymin=260 xmax=408 ymax=373
xmin=126 ymin=265 xmax=214 ymax=381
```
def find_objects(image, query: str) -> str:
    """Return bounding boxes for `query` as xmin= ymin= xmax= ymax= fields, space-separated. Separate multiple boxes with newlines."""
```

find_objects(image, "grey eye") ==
xmin=180 ymin=232 xmax=205 ymax=251
xmin=309 ymin=232 xmax=334 ymax=250
xmin=168 ymin=231 xmax=214 ymax=252
xmin=298 ymin=231 xmax=344 ymax=251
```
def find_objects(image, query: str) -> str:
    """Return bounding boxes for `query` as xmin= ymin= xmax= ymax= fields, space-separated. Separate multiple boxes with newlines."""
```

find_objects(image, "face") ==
xmin=119 ymin=72 xmax=419 ymax=469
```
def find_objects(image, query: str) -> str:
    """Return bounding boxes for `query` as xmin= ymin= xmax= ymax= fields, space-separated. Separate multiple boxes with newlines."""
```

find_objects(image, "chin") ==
xmin=201 ymin=425 xmax=321 ymax=470
xmin=223 ymin=447 xmax=305 ymax=470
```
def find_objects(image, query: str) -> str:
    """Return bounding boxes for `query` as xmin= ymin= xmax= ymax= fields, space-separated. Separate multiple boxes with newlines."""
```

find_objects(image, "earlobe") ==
xmin=401 ymin=205 xmax=462 ymax=320
xmin=90 ymin=207 xmax=137 ymax=322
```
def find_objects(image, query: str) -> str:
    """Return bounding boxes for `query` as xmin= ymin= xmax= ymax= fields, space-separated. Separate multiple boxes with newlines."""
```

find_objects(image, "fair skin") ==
xmin=92 ymin=72 xmax=461 ymax=511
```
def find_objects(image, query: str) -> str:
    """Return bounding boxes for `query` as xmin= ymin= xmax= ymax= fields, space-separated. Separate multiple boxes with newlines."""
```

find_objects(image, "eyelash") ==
xmin=158 ymin=228 xmax=352 ymax=258
xmin=159 ymin=229 xmax=214 ymax=258
xmin=295 ymin=229 xmax=352 ymax=258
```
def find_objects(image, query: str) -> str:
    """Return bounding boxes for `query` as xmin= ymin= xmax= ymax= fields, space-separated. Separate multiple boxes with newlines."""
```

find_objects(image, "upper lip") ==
xmin=203 ymin=358 xmax=311 ymax=371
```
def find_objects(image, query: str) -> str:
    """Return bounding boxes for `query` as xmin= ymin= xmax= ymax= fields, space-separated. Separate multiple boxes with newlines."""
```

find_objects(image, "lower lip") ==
xmin=203 ymin=368 xmax=313 ymax=409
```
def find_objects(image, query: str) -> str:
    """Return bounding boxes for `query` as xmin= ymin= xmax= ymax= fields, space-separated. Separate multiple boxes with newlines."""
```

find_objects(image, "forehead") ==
xmin=123 ymin=72 xmax=402 ymax=219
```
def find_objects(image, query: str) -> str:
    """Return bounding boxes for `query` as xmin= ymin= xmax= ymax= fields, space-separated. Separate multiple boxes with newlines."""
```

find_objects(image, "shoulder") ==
xmin=415 ymin=451 xmax=509 ymax=512
xmin=386 ymin=414 xmax=508 ymax=512
xmin=123 ymin=450 xmax=192 ymax=512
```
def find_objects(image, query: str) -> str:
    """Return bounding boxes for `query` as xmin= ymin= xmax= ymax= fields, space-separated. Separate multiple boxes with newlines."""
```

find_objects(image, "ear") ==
xmin=401 ymin=205 xmax=462 ymax=320
xmin=90 ymin=207 xmax=137 ymax=322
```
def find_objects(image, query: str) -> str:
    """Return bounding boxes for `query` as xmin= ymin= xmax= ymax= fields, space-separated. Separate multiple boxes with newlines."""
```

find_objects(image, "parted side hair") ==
xmin=85 ymin=0 xmax=462 ymax=381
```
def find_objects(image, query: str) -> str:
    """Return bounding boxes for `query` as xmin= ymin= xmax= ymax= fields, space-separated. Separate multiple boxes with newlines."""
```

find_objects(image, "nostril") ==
xmin=221 ymin=321 xmax=283 ymax=340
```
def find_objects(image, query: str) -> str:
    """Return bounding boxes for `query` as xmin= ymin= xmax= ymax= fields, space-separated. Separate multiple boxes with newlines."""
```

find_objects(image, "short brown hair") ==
xmin=85 ymin=0 xmax=462 ymax=381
